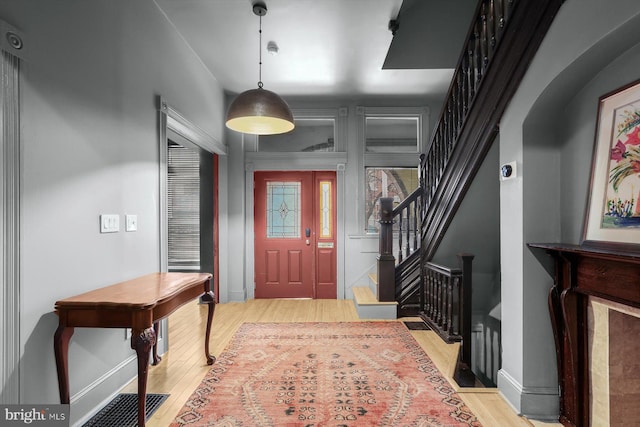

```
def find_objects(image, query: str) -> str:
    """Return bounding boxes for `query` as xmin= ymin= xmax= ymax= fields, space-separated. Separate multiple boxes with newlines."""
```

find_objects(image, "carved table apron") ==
xmin=53 ymin=272 xmax=215 ymax=427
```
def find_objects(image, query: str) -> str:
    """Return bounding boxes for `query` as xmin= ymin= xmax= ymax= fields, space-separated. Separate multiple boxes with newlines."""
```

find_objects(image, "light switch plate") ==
xmin=100 ymin=214 xmax=119 ymax=233
xmin=125 ymin=214 xmax=138 ymax=232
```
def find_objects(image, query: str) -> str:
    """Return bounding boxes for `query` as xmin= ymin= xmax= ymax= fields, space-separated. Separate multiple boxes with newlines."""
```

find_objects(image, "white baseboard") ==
xmin=227 ymin=290 xmax=246 ymax=302
xmin=497 ymin=369 xmax=559 ymax=421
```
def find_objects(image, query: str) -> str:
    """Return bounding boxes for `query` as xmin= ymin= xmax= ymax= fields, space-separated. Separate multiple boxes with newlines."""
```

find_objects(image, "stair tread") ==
xmin=353 ymin=286 xmax=397 ymax=306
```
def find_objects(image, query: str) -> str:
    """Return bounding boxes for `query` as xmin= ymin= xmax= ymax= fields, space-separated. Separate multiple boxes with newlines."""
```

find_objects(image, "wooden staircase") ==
xmin=372 ymin=0 xmax=565 ymax=386
xmin=389 ymin=0 xmax=563 ymax=319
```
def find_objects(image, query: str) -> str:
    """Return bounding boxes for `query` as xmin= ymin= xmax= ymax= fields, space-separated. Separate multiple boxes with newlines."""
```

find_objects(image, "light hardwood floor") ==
xmin=121 ymin=299 xmax=562 ymax=427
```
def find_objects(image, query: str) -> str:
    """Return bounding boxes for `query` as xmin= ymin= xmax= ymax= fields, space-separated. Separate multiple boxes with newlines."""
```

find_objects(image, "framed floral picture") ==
xmin=583 ymin=79 xmax=640 ymax=250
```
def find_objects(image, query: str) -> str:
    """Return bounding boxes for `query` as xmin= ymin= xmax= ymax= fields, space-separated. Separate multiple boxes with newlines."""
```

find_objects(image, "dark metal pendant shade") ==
xmin=225 ymin=2 xmax=295 ymax=136
xmin=225 ymin=87 xmax=294 ymax=135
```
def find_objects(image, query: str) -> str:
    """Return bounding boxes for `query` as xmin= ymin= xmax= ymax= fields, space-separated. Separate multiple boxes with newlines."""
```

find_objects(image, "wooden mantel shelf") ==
xmin=529 ymin=242 xmax=640 ymax=262
xmin=527 ymin=243 xmax=640 ymax=427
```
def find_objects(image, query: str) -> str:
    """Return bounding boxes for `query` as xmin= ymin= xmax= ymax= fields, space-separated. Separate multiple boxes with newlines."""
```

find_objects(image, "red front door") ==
xmin=254 ymin=171 xmax=336 ymax=299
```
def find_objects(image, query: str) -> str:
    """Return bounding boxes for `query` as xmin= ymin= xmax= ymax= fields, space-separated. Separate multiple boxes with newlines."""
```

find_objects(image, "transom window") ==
xmin=366 ymin=117 xmax=419 ymax=153
xmin=259 ymin=118 xmax=335 ymax=152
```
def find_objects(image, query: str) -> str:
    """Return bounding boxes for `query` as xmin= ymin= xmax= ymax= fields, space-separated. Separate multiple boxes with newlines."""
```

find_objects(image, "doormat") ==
xmin=404 ymin=321 xmax=430 ymax=330
xmin=83 ymin=393 xmax=168 ymax=427
xmin=171 ymin=322 xmax=481 ymax=426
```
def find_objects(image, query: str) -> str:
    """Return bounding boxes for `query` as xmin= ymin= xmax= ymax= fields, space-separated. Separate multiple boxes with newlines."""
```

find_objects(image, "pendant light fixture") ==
xmin=225 ymin=1 xmax=295 ymax=135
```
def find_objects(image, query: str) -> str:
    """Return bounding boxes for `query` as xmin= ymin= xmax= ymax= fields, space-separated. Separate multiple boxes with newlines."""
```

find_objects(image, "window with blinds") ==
xmin=167 ymin=142 xmax=201 ymax=271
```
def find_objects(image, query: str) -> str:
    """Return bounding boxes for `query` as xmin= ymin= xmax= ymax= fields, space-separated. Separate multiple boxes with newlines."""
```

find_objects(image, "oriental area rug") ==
xmin=171 ymin=322 xmax=482 ymax=426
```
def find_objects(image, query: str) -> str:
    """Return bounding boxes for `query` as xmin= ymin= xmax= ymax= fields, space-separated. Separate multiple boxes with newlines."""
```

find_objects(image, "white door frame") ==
xmin=157 ymin=97 xmax=225 ymax=354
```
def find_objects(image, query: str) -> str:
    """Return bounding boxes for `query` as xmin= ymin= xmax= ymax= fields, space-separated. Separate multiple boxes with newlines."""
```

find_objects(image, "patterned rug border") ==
xmin=172 ymin=321 xmax=482 ymax=426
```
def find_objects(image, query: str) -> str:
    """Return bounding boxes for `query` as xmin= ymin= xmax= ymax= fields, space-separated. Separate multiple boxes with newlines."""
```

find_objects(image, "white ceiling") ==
xmin=155 ymin=0 xmax=477 ymax=98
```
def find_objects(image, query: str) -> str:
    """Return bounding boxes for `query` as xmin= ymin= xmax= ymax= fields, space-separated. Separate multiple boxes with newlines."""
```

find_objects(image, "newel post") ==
xmin=377 ymin=197 xmax=395 ymax=302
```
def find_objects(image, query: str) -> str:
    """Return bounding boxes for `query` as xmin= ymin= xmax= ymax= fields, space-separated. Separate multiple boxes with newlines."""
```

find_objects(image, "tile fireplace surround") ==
xmin=528 ymin=243 xmax=640 ymax=427
xmin=588 ymin=297 xmax=640 ymax=426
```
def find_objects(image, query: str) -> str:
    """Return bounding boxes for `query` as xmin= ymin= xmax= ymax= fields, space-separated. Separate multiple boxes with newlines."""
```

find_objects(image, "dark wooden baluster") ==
xmin=441 ymin=276 xmax=449 ymax=332
xmin=426 ymin=269 xmax=432 ymax=318
xmin=480 ymin=2 xmax=489 ymax=68
xmin=461 ymin=58 xmax=469 ymax=115
xmin=413 ymin=197 xmax=422 ymax=251
xmin=437 ymin=275 xmax=444 ymax=327
xmin=431 ymin=271 xmax=438 ymax=322
xmin=495 ymin=0 xmax=505 ymax=41
xmin=429 ymin=270 xmax=435 ymax=319
xmin=467 ymin=46 xmax=475 ymax=100
xmin=453 ymin=275 xmax=461 ymax=336
xmin=473 ymin=22 xmax=481 ymax=89
xmin=447 ymin=277 xmax=454 ymax=336
xmin=404 ymin=205 xmax=410 ymax=258
xmin=398 ymin=210 xmax=404 ymax=263
xmin=488 ymin=0 xmax=496 ymax=57
xmin=457 ymin=72 xmax=465 ymax=130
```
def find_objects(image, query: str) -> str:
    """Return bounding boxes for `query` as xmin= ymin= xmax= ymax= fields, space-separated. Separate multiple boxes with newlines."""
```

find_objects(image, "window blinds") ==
xmin=167 ymin=143 xmax=201 ymax=271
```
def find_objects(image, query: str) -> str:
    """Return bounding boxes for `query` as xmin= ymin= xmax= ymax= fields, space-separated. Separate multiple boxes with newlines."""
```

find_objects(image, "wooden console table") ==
xmin=53 ymin=272 xmax=215 ymax=427
xmin=528 ymin=243 xmax=640 ymax=427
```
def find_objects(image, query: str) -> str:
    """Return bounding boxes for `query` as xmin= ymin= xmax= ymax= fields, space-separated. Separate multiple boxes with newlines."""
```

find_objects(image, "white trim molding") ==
xmin=355 ymin=105 xmax=430 ymax=233
xmin=497 ymin=369 xmax=559 ymax=421
xmin=158 ymin=96 xmax=224 ymax=273
xmin=1 ymin=45 xmax=21 ymax=404
xmin=157 ymin=96 xmax=222 ymax=354
xmin=159 ymin=97 xmax=226 ymax=155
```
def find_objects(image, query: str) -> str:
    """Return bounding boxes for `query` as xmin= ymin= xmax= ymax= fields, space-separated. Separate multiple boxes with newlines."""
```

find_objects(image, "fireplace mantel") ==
xmin=528 ymin=243 xmax=640 ymax=427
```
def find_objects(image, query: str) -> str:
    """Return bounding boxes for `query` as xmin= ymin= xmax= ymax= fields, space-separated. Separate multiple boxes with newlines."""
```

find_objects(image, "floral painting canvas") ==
xmin=605 ymin=104 xmax=640 ymax=227
xmin=584 ymin=80 xmax=640 ymax=247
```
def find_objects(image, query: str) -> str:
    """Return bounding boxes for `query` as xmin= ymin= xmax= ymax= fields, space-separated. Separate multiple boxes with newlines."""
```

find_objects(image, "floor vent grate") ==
xmin=404 ymin=321 xmax=430 ymax=330
xmin=83 ymin=393 xmax=168 ymax=427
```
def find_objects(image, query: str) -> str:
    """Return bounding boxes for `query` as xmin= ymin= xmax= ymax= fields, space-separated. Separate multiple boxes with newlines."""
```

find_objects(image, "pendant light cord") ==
xmin=258 ymin=14 xmax=263 ymax=89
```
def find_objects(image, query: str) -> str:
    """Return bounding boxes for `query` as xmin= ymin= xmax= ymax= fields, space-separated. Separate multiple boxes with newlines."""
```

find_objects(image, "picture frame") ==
xmin=583 ymin=79 xmax=640 ymax=251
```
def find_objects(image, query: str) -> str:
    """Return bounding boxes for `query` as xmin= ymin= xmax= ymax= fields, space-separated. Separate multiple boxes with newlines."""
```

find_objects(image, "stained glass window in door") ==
xmin=319 ymin=180 xmax=332 ymax=238
xmin=266 ymin=181 xmax=301 ymax=238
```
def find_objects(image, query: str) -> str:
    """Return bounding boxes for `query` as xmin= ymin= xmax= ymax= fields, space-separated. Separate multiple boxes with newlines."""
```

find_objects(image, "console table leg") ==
xmin=201 ymin=290 xmax=216 ymax=365
xmin=131 ymin=327 xmax=156 ymax=427
xmin=151 ymin=321 xmax=162 ymax=366
xmin=53 ymin=325 xmax=74 ymax=404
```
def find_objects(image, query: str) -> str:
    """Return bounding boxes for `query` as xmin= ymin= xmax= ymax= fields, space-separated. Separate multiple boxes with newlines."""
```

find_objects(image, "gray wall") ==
xmin=432 ymin=140 xmax=501 ymax=314
xmin=0 ymin=1 xmax=225 ymax=424
xmin=499 ymin=0 xmax=640 ymax=419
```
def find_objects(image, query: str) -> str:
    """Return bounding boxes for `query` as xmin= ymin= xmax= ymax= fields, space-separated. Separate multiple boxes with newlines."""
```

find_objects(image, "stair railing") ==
xmin=376 ymin=187 xmax=423 ymax=305
xmin=420 ymin=0 xmax=563 ymax=261
xmin=392 ymin=186 xmax=423 ymax=265
xmin=377 ymin=0 xmax=562 ymax=320
xmin=421 ymin=254 xmax=473 ymax=344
